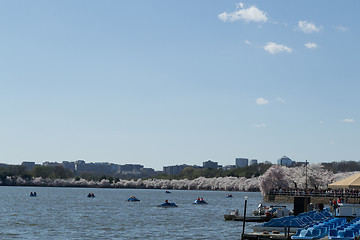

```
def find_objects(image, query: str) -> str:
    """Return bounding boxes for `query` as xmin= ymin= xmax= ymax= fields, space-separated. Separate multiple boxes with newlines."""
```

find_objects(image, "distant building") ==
xmin=236 ymin=158 xmax=248 ymax=168
xmin=119 ymin=164 xmax=144 ymax=175
xmin=163 ymin=164 xmax=191 ymax=175
xmin=277 ymin=156 xmax=294 ymax=166
xmin=264 ymin=161 xmax=272 ymax=165
xmin=222 ymin=165 xmax=236 ymax=170
xmin=62 ymin=161 xmax=75 ymax=171
xmin=250 ymin=159 xmax=258 ymax=166
xmin=43 ymin=161 xmax=61 ymax=167
xmin=75 ymin=161 xmax=118 ymax=175
xmin=0 ymin=163 xmax=8 ymax=168
xmin=21 ymin=161 xmax=35 ymax=170
xmin=203 ymin=160 xmax=218 ymax=169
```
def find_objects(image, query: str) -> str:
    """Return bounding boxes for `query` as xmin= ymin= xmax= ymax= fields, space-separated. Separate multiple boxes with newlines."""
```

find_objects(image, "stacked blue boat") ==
xmin=253 ymin=210 xmax=332 ymax=233
xmin=292 ymin=216 xmax=360 ymax=239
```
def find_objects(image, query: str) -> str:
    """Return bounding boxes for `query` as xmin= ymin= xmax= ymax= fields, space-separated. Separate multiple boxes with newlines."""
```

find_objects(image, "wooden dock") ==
xmin=242 ymin=232 xmax=294 ymax=240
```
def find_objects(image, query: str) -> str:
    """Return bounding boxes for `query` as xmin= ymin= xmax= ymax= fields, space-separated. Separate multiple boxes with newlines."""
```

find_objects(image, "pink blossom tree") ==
xmin=259 ymin=165 xmax=289 ymax=195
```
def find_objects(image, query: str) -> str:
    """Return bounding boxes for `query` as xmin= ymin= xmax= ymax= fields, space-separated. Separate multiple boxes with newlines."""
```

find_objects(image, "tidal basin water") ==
xmin=1 ymin=186 xmax=270 ymax=239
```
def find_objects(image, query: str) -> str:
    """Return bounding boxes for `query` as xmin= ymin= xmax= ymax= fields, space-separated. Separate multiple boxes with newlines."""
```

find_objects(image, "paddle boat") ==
xmin=165 ymin=191 xmax=171 ymax=193
xmin=87 ymin=193 xmax=95 ymax=198
xmin=128 ymin=196 xmax=140 ymax=202
xmin=30 ymin=192 xmax=37 ymax=197
xmin=158 ymin=200 xmax=177 ymax=207
xmin=193 ymin=198 xmax=208 ymax=204
xmin=252 ymin=210 xmax=332 ymax=233
xmin=226 ymin=193 xmax=233 ymax=198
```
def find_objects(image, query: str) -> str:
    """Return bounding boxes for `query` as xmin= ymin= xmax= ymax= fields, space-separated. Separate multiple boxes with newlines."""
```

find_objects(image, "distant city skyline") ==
xmin=0 ymin=1 xmax=359 ymax=171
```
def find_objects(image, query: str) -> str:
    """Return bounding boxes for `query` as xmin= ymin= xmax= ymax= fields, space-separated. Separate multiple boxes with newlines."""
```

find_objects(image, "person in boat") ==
xmin=34 ymin=192 xmax=37 ymax=196
xmin=200 ymin=198 xmax=204 ymax=202
xmin=197 ymin=197 xmax=200 ymax=201
xmin=87 ymin=193 xmax=91 ymax=197
xmin=30 ymin=192 xmax=34 ymax=196
xmin=165 ymin=200 xmax=169 ymax=204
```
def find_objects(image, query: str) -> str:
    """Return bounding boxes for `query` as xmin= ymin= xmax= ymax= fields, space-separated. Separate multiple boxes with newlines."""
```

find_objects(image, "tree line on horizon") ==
xmin=1 ymin=160 xmax=360 ymax=186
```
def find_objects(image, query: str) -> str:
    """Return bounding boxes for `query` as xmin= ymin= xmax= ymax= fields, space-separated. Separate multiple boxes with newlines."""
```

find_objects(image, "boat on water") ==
xmin=30 ymin=192 xmax=37 ymax=197
xmin=224 ymin=212 xmax=271 ymax=222
xmin=128 ymin=196 xmax=140 ymax=202
xmin=165 ymin=191 xmax=171 ymax=194
xmin=158 ymin=200 xmax=177 ymax=207
xmin=225 ymin=205 xmax=291 ymax=222
xmin=193 ymin=199 xmax=208 ymax=204
xmin=87 ymin=193 xmax=95 ymax=198
xmin=334 ymin=203 xmax=360 ymax=219
xmin=226 ymin=194 xmax=233 ymax=198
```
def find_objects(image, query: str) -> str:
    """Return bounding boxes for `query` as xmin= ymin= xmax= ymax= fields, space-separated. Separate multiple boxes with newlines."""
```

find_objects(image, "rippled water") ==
xmin=0 ymin=186 xmax=271 ymax=239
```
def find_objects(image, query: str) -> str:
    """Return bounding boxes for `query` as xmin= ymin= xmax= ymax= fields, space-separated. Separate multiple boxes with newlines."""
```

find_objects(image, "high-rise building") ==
xmin=21 ymin=161 xmax=35 ymax=170
xmin=250 ymin=159 xmax=258 ymax=166
xmin=163 ymin=164 xmax=190 ymax=175
xmin=235 ymin=158 xmax=248 ymax=168
xmin=277 ymin=156 xmax=294 ymax=166
xmin=203 ymin=160 xmax=218 ymax=169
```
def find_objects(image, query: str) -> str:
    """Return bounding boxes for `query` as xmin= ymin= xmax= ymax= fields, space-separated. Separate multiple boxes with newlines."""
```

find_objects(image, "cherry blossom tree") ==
xmin=259 ymin=165 xmax=290 ymax=195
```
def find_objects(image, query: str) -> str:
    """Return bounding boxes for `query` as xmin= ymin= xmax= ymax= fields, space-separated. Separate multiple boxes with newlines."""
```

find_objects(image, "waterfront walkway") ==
xmin=265 ymin=188 xmax=360 ymax=204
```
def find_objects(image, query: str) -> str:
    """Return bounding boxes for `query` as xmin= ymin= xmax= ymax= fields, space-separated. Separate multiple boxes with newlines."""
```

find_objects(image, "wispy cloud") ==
xmin=254 ymin=123 xmax=267 ymax=128
xmin=245 ymin=40 xmax=253 ymax=45
xmin=335 ymin=25 xmax=349 ymax=32
xmin=256 ymin=97 xmax=269 ymax=105
xmin=276 ymin=97 xmax=285 ymax=103
xmin=320 ymin=120 xmax=325 ymax=124
xmin=218 ymin=4 xmax=268 ymax=23
xmin=298 ymin=21 xmax=320 ymax=33
xmin=305 ymin=42 xmax=318 ymax=49
xmin=264 ymin=42 xmax=292 ymax=54
xmin=342 ymin=118 xmax=355 ymax=123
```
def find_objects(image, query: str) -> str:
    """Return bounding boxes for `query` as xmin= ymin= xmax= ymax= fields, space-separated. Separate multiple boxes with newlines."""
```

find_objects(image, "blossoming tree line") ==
xmin=0 ymin=164 xmax=357 ymax=194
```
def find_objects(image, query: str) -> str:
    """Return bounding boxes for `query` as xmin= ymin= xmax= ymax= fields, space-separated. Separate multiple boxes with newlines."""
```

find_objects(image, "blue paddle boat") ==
xmin=193 ymin=198 xmax=208 ymax=204
xmin=158 ymin=200 xmax=177 ymax=207
xmin=30 ymin=192 xmax=37 ymax=197
xmin=128 ymin=196 xmax=140 ymax=202
xmin=87 ymin=193 xmax=95 ymax=198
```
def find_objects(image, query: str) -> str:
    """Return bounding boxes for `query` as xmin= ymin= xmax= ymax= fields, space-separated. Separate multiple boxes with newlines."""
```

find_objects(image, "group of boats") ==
xmin=125 ymin=190 xmax=234 ymax=207
xmin=237 ymin=201 xmax=360 ymax=239
xmin=224 ymin=204 xmax=291 ymax=222
xmin=126 ymin=197 xmax=208 ymax=207
xmin=124 ymin=191 xmax=233 ymax=207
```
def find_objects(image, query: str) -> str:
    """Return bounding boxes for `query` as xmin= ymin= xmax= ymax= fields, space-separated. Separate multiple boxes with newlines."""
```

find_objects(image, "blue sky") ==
xmin=0 ymin=1 xmax=359 ymax=170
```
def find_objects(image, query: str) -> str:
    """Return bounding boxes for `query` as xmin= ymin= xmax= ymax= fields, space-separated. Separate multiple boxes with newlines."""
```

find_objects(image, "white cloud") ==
xmin=264 ymin=42 xmax=292 ymax=54
xmin=298 ymin=21 xmax=320 ymax=33
xmin=218 ymin=5 xmax=268 ymax=23
xmin=256 ymin=97 xmax=269 ymax=105
xmin=305 ymin=42 xmax=318 ymax=49
xmin=254 ymin=123 xmax=267 ymax=128
xmin=335 ymin=25 xmax=349 ymax=32
xmin=342 ymin=118 xmax=355 ymax=123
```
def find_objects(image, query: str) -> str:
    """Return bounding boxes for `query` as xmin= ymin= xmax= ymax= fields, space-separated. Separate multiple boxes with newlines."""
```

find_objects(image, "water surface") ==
xmin=0 ymin=186 xmax=273 ymax=239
